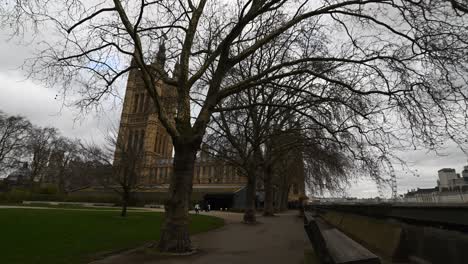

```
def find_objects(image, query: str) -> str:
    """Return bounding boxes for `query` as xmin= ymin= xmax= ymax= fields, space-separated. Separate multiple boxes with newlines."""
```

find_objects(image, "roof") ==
xmin=438 ymin=168 xmax=456 ymax=173
xmin=405 ymin=187 xmax=438 ymax=197
xmin=6 ymin=166 xmax=32 ymax=182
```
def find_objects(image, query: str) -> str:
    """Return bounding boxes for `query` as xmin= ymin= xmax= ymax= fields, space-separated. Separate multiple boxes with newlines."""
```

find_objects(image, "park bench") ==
xmin=304 ymin=211 xmax=381 ymax=264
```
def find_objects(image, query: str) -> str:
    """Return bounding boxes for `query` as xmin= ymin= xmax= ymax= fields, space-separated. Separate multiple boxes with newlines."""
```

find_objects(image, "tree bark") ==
xmin=263 ymin=165 xmax=274 ymax=216
xmin=57 ymin=166 xmax=66 ymax=194
xmin=276 ymin=173 xmax=290 ymax=211
xmin=243 ymin=174 xmax=257 ymax=223
xmin=158 ymin=142 xmax=197 ymax=252
xmin=121 ymin=192 xmax=128 ymax=217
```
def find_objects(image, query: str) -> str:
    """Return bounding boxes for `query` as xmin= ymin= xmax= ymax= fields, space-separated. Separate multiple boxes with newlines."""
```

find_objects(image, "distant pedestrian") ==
xmin=207 ymin=204 xmax=211 ymax=212
xmin=195 ymin=203 xmax=200 ymax=214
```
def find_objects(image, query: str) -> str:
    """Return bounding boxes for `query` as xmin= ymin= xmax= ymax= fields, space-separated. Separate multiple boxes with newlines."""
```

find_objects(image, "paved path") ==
xmin=91 ymin=210 xmax=305 ymax=264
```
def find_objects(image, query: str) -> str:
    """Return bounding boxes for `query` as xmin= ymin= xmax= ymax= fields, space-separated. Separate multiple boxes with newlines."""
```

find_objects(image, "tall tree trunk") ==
xmin=263 ymin=164 xmax=274 ymax=216
xmin=158 ymin=142 xmax=197 ymax=252
xmin=121 ymin=191 xmax=128 ymax=217
xmin=282 ymin=186 xmax=291 ymax=210
xmin=57 ymin=167 xmax=66 ymax=194
xmin=278 ymin=173 xmax=290 ymax=211
xmin=243 ymin=173 xmax=257 ymax=223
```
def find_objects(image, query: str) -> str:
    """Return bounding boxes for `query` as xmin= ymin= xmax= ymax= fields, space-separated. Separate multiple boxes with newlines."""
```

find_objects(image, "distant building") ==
xmin=404 ymin=187 xmax=439 ymax=203
xmin=403 ymin=164 xmax=468 ymax=203
xmin=438 ymin=167 xmax=468 ymax=192
xmin=4 ymin=162 xmax=32 ymax=187
xmin=462 ymin=165 xmax=468 ymax=179
xmin=438 ymin=168 xmax=457 ymax=190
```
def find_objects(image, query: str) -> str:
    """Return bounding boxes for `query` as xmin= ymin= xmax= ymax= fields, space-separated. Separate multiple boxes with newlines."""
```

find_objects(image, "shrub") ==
xmin=35 ymin=185 xmax=59 ymax=195
xmin=4 ymin=189 xmax=31 ymax=203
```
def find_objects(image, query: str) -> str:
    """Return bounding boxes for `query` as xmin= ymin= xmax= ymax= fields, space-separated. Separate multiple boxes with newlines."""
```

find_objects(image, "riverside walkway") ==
xmin=91 ymin=210 xmax=306 ymax=264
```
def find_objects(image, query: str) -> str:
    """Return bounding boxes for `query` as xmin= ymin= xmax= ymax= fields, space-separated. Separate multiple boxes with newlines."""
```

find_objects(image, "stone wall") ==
xmin=320 ymin=210 xmax=468 ymax=264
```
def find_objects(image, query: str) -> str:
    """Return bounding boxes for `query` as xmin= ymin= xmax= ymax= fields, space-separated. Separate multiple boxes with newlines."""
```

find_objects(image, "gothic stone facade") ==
xmin=114 ymin=59 xmax=247 ymax=187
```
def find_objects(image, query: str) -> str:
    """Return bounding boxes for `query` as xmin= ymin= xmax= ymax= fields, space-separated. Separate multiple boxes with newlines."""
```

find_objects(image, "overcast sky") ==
xmin=1 ymin=26 xmax=468 ymax=198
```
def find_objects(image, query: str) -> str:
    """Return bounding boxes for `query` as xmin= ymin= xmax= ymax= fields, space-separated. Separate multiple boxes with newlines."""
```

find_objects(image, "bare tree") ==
xmin=47 ymin=137 xmax=81 ymax=193
xmin=109 ymin=127 xmax=144 ymax=217
xmin=69 ymin=145 xmax=112 ymax=191
xmin=0 ymin=111 xmax=31 ymax=175
xmin=3 ymin=0 xmax=468 ymax=251
xmin=82 ymin=127 xmax=143 ymax=217
xmin=207 ymin=80 xmax=304 ymax=221
xmin=264 ymin=129 xmax=304 ymax=214
xmin=28 ymin=126 xmax=58 ymax=184
xmin=302 ymin=140 xmax=352 ymax=196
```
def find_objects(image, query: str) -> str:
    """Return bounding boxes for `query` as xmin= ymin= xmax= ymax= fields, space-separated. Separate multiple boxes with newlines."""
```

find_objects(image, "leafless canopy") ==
xmin=0 ymin=111 xmax=31 ymax=173
xmin=1 ymin=0 xmax=467 ymax=149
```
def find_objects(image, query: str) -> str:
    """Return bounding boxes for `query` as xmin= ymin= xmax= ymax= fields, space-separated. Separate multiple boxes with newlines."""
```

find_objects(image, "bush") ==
xmin=0 ymin=181 xmax=8 ymax=192
xmin=3 ymin=189 xmax=31 ymax=203
xmin=0 ymin=188 xmax=197 ymax=206
xmin=35 ymin=185 xmax=59 ymax=195
xmin=65 ymin=193 xmax=120 ymax=204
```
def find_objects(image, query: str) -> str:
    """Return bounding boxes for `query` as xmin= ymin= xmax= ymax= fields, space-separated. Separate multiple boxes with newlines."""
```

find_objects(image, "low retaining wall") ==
xmin=320 ymin=211 xmax=404 ymax=261
xmin=403 ymin=223 xmax=468 ymax=264
xmin=318 ymin=210 xmax=468 ymax=264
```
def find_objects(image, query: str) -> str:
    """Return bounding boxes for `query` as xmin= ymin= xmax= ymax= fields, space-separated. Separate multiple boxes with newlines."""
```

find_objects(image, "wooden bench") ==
xmin=304 ymin=212 xmax=381 ymax=264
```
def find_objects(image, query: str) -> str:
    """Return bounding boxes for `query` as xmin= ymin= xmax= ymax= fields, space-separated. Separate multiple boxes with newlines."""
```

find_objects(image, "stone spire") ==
xmin=173 ymin=60 xmax=180 ymax=80
xmin=200 ymin=143 xmax=210 ymax=161
xmin=130 ymin=56 xmax=137 ymax=67
xmin=155 ymin=39 xmax=166 ymax=70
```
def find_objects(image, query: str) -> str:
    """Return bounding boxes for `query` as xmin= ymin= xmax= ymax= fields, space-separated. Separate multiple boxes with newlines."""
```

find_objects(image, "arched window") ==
xmin=154 ymin=131 xmax=159 ymax=152
xmin=133 ymin=94 xmax=139 ymax=113
xmin=163 ymin=167 xmax=168 ymax=183
xmin=157 ymin=130 xmax=162 ymax=153
xmin=132 ymin=131 xmax=138 ymax=150
xmin=138 ymin=93 xmax=145 ymax=112
xmin=139 ymin=130 xmax=145 ymax=151
xmin=161 ymin=135 xmax=166 ymax=155
xmin=145 ymin=94 xmax=150 ymax=112
xmin=128 ymin=130 xmax=134 ymax=149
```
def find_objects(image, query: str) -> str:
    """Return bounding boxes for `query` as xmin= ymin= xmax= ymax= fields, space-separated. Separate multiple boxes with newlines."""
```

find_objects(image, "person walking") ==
xmin=195 ymin=203 xmax=200 ymax=214
xmin=207 ymin=204 xmax=211 ymax=212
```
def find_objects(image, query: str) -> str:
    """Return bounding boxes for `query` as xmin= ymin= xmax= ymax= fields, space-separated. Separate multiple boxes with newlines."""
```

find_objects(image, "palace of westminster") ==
xmin=114 ymin=44 xmax=304 ymax=203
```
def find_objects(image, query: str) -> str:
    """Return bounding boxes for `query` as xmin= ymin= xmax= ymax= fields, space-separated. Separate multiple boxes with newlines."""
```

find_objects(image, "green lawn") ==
xmin=0 ymin=208 xmax=224 ymax=264
xmin=11 ymin=203 xmax=141 ymax=211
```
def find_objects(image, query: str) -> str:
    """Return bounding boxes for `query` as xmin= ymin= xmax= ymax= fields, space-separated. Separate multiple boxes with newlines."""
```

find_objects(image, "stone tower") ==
xmin=114 ymin=43 xmax=177 ymax=185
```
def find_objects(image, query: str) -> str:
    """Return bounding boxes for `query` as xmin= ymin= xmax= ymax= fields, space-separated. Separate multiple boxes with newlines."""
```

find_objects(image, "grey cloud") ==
xmin=0 ymin=70 xmax=121 ymax=145
xmin=1 ymin=16 xmax=467 ymax=198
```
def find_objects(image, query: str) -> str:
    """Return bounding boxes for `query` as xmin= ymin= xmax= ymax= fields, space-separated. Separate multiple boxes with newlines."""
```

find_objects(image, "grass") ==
xmin=11 ymin=203 xmax=140 ymax=211
xmin=0 ymin=208 xmax=224 ymax=264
